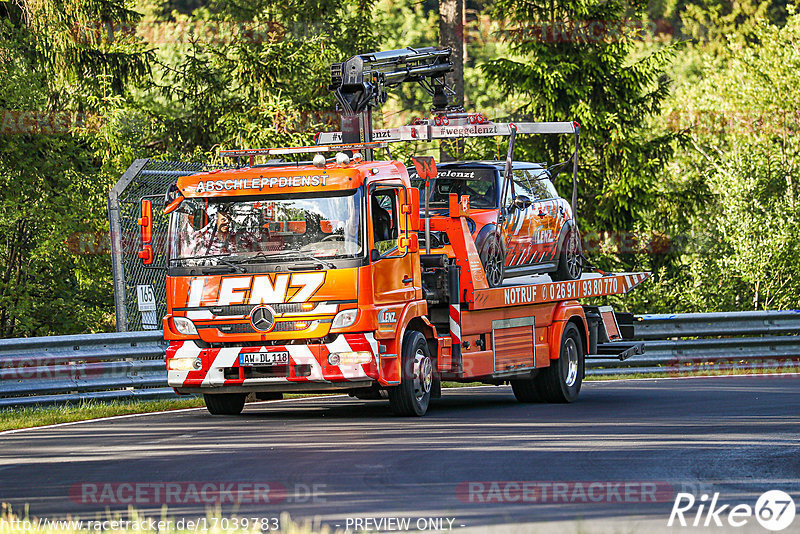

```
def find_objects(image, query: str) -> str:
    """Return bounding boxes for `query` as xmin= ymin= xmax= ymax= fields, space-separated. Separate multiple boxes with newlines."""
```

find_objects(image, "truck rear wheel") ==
xmin=535 ymin=322 xmax=584 ymax=403
xmin=388 ymin=331 xmax=433 ymax=416
xmin=204 ymin=393 xmax=246 ymax=415
xmin=510 ymin=375 xmax=542 ymax=403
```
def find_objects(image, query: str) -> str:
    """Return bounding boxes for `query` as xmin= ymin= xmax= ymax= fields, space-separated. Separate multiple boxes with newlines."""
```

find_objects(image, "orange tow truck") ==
xmin=137 ymin=48 xmax=648 ymax=416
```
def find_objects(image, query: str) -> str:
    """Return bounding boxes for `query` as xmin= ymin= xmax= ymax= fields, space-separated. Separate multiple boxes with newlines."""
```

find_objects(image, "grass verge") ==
xmin=0 ymin=398 xmax=206 ymax=433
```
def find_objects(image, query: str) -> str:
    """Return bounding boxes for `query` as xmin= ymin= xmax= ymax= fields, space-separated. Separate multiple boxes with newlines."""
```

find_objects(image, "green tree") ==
xmin=482 ymin=0 xmax=679 ymax=232
xmin=0 ymin=0 xmax=151 ymax=337
xmin=662 ymin=10 xmax=800 ymax=310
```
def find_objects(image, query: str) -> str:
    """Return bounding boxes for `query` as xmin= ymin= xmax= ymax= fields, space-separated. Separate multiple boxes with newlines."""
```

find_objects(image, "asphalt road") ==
xmin=1 ymin=376 xmax=798 ymax=533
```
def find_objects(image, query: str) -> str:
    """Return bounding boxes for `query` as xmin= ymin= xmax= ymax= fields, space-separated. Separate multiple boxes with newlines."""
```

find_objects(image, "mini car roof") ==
xmin=435 ymin=160 xmax=546 ymax=170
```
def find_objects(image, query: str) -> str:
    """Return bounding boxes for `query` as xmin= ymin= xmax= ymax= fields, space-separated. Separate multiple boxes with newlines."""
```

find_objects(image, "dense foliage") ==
xmin=0 ymin=0 xmax=797 ymax=336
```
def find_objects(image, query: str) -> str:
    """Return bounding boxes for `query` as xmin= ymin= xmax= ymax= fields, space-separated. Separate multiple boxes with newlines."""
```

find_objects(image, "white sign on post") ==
xmin=136 ymin=284 xmax=158 ymax=330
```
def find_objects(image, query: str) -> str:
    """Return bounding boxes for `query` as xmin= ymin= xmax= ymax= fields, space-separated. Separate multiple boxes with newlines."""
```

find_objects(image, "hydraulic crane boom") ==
xmin=330 ymin=47 xmax=454 ymax=158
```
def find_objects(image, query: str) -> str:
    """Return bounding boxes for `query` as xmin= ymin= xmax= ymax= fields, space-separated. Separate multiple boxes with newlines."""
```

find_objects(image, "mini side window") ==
xmin=527 ymin=170 xmax=558 ymax=200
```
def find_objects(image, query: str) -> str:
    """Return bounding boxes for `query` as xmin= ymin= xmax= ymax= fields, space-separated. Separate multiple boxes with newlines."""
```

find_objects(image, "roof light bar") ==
xmin=315 ymin=120 xmax=579 ymax=146
xmin=219 ymin=141 xmax=389 ymax=158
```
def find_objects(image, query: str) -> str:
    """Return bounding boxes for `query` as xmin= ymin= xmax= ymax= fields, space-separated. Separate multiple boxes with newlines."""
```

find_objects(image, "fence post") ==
xmin=109 ymin=159 xmax=150 ymax=332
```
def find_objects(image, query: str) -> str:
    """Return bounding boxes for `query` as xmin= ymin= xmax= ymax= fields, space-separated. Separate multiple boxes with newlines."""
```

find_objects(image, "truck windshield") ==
xmin=170 ymin=190 xmax=363 ymax=266
xmin=409 ymin=167 xmax=498 ymax=209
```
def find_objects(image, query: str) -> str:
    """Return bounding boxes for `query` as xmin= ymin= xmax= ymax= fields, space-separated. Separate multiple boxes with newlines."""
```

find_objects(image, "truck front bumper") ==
xmin=166 ymin=334 xmax=382 ymax=392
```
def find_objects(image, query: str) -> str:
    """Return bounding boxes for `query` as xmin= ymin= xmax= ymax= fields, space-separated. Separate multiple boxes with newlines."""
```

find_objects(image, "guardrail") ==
xmin=1 ymin=310 xmax=798 ymax=407
xmin=588 ymin=310 xmax=800 ymax=376
xmin=0 ymin=331 xmax=174 ymax=408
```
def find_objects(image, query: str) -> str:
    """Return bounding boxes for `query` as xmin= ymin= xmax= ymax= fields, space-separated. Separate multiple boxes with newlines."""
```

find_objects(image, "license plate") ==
xmin=239 ymin=351 xmax=289 ymax=366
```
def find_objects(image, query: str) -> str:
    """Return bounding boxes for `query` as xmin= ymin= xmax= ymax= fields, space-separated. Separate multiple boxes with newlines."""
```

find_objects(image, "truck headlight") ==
xmin=173 ymin=317 xmax=198 ymax=335
xmin=331 ymin=309 xmax=358 ymax=329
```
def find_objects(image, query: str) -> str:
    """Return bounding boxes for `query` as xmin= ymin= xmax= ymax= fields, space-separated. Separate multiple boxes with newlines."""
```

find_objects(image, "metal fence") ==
xmin=1 ymin=310 xmax=798 ymax=408
xmin=109 ymin=159 xmax=226 ymax=332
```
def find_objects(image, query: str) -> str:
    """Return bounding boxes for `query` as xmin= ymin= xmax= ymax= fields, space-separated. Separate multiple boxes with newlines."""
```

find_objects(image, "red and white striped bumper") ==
xmin=167 ymin=334 xmax=380 ymax=391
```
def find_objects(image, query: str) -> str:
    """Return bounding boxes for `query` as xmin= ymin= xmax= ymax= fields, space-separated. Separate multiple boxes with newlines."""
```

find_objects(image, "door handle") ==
xmin=402 ymin=275 xmax=413 ymax=284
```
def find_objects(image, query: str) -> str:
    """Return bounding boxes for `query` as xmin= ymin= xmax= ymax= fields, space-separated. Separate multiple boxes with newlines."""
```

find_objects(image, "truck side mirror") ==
xmin=138 ymin=199 xmax=154 ymax=265
xmin=404 ymin=187 xmax=420 ymax=231
xmin=412 ymin=156 xmax=437 ymax=181
xmin=164 ymin=183 xmax=184 ymax=214
xmin=513 ymin=194 xmax=531 ymax=210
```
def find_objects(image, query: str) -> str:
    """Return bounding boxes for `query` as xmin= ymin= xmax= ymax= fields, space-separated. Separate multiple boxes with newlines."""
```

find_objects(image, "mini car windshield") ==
xmin=169 ymin=190 xmax=363 ymax=266
xmin=410 ymin=167 xmax=498 ymax=209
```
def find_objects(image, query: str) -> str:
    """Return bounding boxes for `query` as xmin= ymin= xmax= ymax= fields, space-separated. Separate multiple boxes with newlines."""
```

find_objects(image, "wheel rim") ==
xmin=565 ymin=232 xmax=581 ymax=279
xmin=483 ymin=241 xmax=503 ymax=286
xmin=412 ymin=349 xmax=433 ymax=402
xmin=563 ymin=337 xmax=579 ymax=387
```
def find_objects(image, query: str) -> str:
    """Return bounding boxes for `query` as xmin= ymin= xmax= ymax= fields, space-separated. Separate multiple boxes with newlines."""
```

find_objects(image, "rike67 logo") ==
xmin=668 ymin=490 xmax=796 ymax=531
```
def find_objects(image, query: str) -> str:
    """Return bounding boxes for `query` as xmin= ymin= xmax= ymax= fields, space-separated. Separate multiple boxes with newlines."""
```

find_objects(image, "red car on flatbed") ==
xmin=410 ymin=161 xmax=582 ymax=287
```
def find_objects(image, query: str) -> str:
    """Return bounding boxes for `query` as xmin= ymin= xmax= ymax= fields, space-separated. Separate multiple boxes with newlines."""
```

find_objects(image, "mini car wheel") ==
xmin=479 ymin=233 xmax=505 ymax=288
xmin=204 ymin=393 xmax=246 ymax=415
xmin=552 ymin=228 xmax=582 ymax=281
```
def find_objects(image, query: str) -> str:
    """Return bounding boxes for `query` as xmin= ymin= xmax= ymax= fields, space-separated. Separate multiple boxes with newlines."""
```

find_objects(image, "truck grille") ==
xmin=209 ymin=303 xmax=307 ymax=317
xmin=202 ymin=320 xmax=314 ymax=334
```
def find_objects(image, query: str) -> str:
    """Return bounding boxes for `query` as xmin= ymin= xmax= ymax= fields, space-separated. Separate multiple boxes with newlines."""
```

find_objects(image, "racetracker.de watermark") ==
xmin=665 ymin=109 xmax=800 ymax=136
xmin=70 ymin=20 xmax=285 ymax=45
xmin=68 ymin=481 xmax=326 ymax=505
xmin=494 ymin=19 xmax=674 ymax=44
xmin=67 ymin=229 xmax=683 ymax=257
xmin=0 ymin=110 xmax=101 ymax=135
xmin=456 ymin=480 xmax=675 ymax=503
xmin=665 ymin=357 xmax=800 ymax=377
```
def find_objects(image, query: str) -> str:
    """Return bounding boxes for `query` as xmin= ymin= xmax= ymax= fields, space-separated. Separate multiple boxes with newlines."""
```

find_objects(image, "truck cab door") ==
xmin=370 ymin=187 xmax=416 ymax=306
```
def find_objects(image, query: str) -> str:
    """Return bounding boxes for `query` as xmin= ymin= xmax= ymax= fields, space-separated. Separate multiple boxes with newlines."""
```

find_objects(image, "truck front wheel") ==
xmin=204 ymin=393 xmax=246 ymax=415
xmin=388 ymin=331 xmax=433 ymax=416
xmin=535 ymin=322 xmax=584 ymax=402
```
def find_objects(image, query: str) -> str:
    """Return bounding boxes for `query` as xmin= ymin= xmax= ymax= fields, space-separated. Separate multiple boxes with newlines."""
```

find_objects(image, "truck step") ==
xmin=585 ymin=341 xmax=645 ymax=361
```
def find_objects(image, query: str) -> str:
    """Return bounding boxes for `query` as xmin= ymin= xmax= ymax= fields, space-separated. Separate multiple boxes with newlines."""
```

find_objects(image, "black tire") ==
xmin=204 ymin=393 xmax=246 ymax=415
xmin=534 ymin=322 xmax=584 ymax=403
xmin=511 ymin=374 xmax=542 ymax=403
xmin=479 ymin=233 xmax=505 ymax=288
xmin=551 ymin=227 xmax=582 ymax=281
xmin=388 ymin=331 xmax=434 ymax=416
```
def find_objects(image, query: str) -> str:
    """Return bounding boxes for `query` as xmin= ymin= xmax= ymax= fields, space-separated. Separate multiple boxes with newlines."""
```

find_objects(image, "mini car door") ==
xmin=526 ymin=170 xmax=566 ymax=263
xmin=501 ymin=169 xmax=541 ymax=267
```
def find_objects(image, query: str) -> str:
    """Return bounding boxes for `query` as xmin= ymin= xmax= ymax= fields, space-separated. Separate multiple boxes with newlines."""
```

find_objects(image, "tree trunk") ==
xmin=438 ymin=0 xmax=464 ymax=162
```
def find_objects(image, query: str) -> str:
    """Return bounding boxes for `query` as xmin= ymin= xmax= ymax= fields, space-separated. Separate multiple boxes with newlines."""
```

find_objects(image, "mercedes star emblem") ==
xmin=250 ymin=306 xmax=275 ymax=332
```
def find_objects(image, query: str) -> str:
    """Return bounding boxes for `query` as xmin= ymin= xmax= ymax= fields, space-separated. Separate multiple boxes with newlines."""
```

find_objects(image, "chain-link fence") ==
xmin=109 ymin=159 xmax=230 ymax=332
